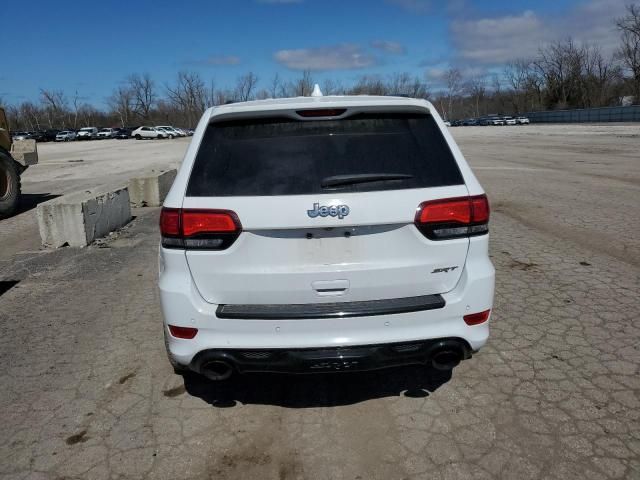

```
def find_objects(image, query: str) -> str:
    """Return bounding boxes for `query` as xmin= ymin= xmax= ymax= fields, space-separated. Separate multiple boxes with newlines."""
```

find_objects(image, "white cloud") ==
xmin=200 ymin=55 xmax=240 ymax=65
xmin=426 ymin=66 xmax=487 ymax=85
xmin=370 ymin=40 xmax=407 ymax=55
xmin=449 ymin=0 xmax=627 ymax=65
xmin=274 ymin=44 xmax=376 ymax=71
xmin=451 ymin=10 xmax=544 ymax=64
xmin=425 ymin=67 xmax=446 ymax=82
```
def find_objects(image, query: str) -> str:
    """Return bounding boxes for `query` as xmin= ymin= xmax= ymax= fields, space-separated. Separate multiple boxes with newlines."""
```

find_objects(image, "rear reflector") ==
xmin=160 ymin=208 xmax=241 ymax=250
xmin=415 ymin=195 xmax=489 ymax=240
xmin=168 ymin=325 xmax=198 ymax=339
xmin=463 ymin=309 xmax=491 ymax=326
xmin=296 ymin=108 xmax=346 ymax=118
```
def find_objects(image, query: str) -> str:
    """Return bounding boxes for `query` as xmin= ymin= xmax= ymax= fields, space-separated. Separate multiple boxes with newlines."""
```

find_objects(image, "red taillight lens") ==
xmin=182 ymin=210 xmax=238 ymax=236
xmin=168 ymin=325 xmax=198 ymax=339
xmin=463 ymin=309 xmax=491 ymax=326
xmin=160 ymin=208 xmax=181 ymax=236
xmin=416 ymin=198 xmax=471 ymax=224
xmin=415 ymin=195 xmax=489 ymax=240
xmin=160 ymin=208 xmax=241 ymax=250
xmin=470 ymin=195 xmax=490 ymax=223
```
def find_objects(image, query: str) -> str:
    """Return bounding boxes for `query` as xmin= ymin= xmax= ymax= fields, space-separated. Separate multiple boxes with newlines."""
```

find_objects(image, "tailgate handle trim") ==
xmin=312 ymin=279 xmax=349 ymax=296
xmin=216 ymin=294 xmax=445 ymax=320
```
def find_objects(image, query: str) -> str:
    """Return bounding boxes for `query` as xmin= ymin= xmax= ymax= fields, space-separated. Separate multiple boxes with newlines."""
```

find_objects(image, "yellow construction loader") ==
xmin=0 ymin=107 xmax=38 ymax=218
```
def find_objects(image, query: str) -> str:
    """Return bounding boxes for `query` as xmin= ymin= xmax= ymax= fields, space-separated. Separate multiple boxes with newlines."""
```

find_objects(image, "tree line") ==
xmin=2 ymin=4 xmax=639 ymax=129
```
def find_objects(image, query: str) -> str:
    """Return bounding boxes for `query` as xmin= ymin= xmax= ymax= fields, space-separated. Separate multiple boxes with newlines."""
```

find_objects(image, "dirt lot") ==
xmin=0 ymin=125 xmax=639 ymax=479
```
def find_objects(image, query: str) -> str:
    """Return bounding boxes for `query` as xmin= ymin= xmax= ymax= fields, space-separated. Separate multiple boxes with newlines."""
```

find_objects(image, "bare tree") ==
xmin=128 ymin=73 xmax=156 ymax=120
xmin=71 ymin=90 xmax=81 ymax=129
xmin=291 ymin=70 xmax=314 ymax=96
xmin=534 ymin=39 xmax=585 ymax=109
xmin=581 ymin=46 xmax=618 ymax=107
xmin=322 ymin=78 xmax=343 ymax=95
xmin=204 ymin=79 xmax=216 ymax=107
xmin=616 ymin=4 xmax=640 ymax=101
xmin=388 ymin=72 xmax=429 ymax=98
xmin=40 ymin=89 xmax=68 ymax=128
xmin=234 ymin=72 xmax=259 ymax=102
xmin=465 ymin=76 xmax=486 ymax=117
xmin=107 ymin=87 xmax=134 ymax=127
xmin=166 ymin=72 xmax=208 ymax=126
xmin=444 ymin=68 xmax=463 ymax=119
xmin=349 ymin=75 xmax=388 ymax=95
xmin=268 ymin=73 xmax=282 ymax=98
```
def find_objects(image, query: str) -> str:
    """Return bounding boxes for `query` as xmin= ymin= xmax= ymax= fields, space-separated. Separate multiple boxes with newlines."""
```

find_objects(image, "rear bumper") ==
xmin=159 ymin=236 xmax=495 ymax=369
xmin=191 ymin=338 xmax=471 ymax=374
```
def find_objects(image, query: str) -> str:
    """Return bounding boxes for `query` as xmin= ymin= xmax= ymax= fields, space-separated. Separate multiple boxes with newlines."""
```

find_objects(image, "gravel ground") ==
xmin=0 ymin=124 xmax=638 ymax=479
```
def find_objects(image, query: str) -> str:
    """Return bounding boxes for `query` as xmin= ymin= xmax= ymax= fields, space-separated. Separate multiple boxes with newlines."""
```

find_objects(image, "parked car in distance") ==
xmin=114 ymin=128 xmax=132 ymax=139
xmin=185 ymin=129 xmax=195 ymax=136
xmin=156 ymin=126 xmax=182 ymax=138
xmin=502 ymin=116 xmax=517 ymax=126
xmin=42 ymin=129 xmax=61 ymax=141
xmin=462 ymin=118 xmax=479 ymax=126
xmin=55 ymin=130 xmax=77 ymax=141
xmin=97 ymin=128 xmax=118 ymax=139
xmin=173 ymin=127 xmax=188 ymax=137
xmin=489 ymin=117 xmax=505 ymax=126
xmin=30 ymin=131 xmax=46 ymax=142
xmin=77 ymin=127 xmax=99 ymax=140
xmin=11 ymin=131 xmax=33 ymax=141
xmin=27 ymin=130 xmax=56 ymax=142
xmin=516 ymin=116 xmax=530 ymax=125
xmin=132 ymin=126 xmax=168 ymax=139
xmin=443 ymin=120 xmax=451 ymax=127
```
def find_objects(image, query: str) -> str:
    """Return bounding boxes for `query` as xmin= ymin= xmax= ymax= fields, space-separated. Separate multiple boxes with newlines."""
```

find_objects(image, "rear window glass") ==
xmin=187 ymin=113 xmax=463 ymax=197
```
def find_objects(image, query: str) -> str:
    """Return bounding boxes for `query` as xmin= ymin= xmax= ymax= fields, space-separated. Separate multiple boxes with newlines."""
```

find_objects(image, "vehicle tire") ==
xmin=135 ymin=134 xmax=142 ymax=140
xmin=163 ymin=328 xmax=187 ymax=375
xmin=0 ymin=153 xmax=20 ymax=219
xmin=157 ymin=134 xmax=163 ymax=139
xmin=169 ymin=134 xmax=174 ymax=139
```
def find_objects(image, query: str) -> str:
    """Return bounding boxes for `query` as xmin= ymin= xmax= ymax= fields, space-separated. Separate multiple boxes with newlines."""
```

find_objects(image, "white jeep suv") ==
xmin=159 ymin=91 xmax=495 ymax=381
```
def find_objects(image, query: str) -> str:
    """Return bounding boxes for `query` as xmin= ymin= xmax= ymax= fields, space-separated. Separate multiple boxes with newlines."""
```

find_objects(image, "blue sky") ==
xmin=1 ymin=0 xmax=626 ymax=107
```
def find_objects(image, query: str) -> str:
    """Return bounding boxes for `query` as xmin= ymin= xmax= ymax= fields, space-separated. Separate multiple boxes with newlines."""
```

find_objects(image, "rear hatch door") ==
xmin=183 ymin=109 xmax=469 ymax=305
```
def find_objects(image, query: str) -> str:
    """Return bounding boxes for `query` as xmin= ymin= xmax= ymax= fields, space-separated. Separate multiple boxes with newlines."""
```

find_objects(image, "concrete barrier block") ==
xmin=11 ymin=139 xmax=38 ymax=166
xmin=128 ymin=169 xmax=177 ymax=207
xmin=37 ymin=187 xmax=131 ymax=248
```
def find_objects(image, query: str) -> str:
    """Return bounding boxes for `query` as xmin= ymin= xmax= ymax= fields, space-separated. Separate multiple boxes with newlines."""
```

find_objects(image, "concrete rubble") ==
xmin=128 ymin=169 xmax=177 ymax=207
xmin=36 ymin=187 xmax=131 ymax=247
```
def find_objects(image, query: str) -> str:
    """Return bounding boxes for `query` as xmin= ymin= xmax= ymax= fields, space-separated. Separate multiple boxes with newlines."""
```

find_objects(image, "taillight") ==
xmin=415 ymin=195 xmax=489 ymax=240
xmin=160 ymin=208 xmax=241 ymax=249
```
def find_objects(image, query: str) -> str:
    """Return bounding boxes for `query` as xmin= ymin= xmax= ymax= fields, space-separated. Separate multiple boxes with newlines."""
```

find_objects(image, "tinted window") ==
xmin=187 ymin=113 xmax=463 ymax=197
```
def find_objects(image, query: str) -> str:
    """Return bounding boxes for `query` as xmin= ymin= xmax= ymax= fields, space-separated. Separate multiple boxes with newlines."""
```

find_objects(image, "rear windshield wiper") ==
xmin=321 ymin=173 xmax=414 ymax=189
